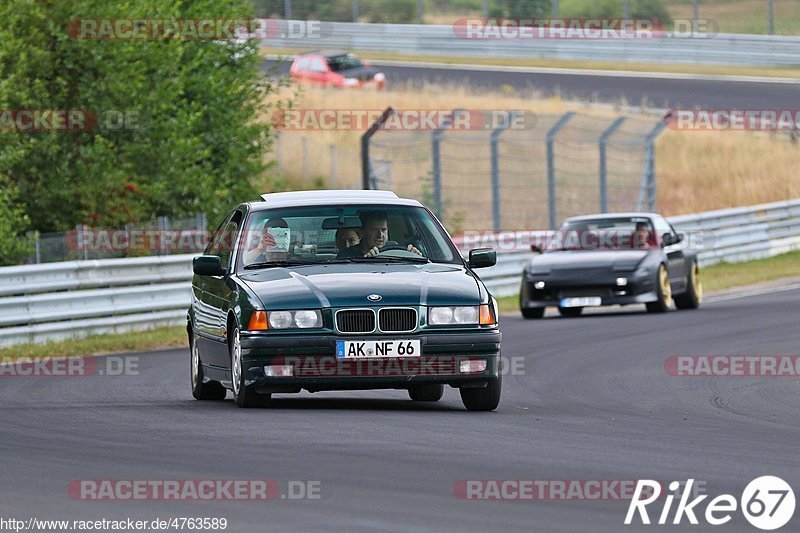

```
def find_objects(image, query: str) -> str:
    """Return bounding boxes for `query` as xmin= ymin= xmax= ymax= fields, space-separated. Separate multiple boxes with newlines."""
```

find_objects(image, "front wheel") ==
xmin=646 ymin=264 xmax=673 ymax=313
xmin=674 ymin=262 xmax=702 ymax=309
xmin=191 ymin=333 xmax=226 ymax=401
xmin=408 ymin=384 xmax=444 ymax=402
xmin=230 ymin=327 xmax=271 ymax=408
xmin=460 ymin=374 xmax=502 ymax=411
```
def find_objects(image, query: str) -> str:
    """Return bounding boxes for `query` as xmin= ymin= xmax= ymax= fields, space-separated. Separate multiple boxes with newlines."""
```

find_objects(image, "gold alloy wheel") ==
xmin=659 ymin=265 xmax=673 ymax=308
xmin=691 ymin=263 xmax=703 ymax=303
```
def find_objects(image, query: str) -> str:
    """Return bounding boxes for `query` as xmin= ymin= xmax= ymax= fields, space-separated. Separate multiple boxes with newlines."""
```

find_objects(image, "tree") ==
xmin=0 ymin=0 xmax=278 ymax=232
xmin=0 ymin=177 xmax=33 ymax=265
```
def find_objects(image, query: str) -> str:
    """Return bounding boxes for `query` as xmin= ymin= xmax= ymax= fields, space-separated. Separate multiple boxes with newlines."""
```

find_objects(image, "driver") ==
xmin=337 ymin=211 xmax=422 ymax=258
xmin=633 ymin=221 xmax=654 ymax=249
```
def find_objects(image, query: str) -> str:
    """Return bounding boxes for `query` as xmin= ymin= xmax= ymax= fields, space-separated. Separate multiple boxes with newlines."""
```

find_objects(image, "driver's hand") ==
xmin=258 ymin=232 xmax=277 ymax=251
xmin=363 ymin=246 xmax=380 ymax=258
xmin=407 ymin=244 xmax=422 ymax=256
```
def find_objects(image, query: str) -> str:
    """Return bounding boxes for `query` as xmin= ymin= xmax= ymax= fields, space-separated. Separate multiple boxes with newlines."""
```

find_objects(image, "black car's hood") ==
xmin=527 ymin=249 xmax=651 ymax=271
xmin=336 ymin=65 xmax=380 ymax=80
xmin=239 ymin=262 xmax=481 ymax=309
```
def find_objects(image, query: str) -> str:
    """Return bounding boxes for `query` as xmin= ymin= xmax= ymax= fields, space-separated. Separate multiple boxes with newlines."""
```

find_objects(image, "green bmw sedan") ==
xmin=188 ymin=190 xmax=501 ymax=410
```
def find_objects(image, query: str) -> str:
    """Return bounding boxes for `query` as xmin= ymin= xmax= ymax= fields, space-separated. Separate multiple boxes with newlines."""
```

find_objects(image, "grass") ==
xmin=497 ymin=249 xmax=800 ymax=314
xmin=0 ymin=326 xmax=186 ymax=360
xmin=263 ymin=84 xmax=800 ymax=223
xmin=668 ymin=0 xmax=800 ymax=36
xmin=261 ymin=47 xmax=800 ymax=80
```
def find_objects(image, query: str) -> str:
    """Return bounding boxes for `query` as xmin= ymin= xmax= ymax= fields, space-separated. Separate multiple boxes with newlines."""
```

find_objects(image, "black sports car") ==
xmin=519 ymin=213 xmax=702 ymax=318
xmin=188 ymin=190 xmax=502 ymax=410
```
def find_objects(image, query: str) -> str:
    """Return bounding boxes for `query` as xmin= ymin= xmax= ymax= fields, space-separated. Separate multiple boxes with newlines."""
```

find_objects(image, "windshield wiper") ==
xmin=243 ymin=260 xmax=320 ymax=270
xmin=348 ymin=256 xmax=429 ymax=263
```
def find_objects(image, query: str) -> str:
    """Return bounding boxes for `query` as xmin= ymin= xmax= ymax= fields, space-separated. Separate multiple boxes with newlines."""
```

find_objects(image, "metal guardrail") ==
xmin=0 ymin=199 xmax=798 ymax=346
xmin=262 ymin=21 xmax=800 ymax=67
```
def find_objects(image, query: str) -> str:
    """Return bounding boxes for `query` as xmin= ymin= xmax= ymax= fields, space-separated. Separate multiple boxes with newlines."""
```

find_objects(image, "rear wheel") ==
xmin=558 ymin=306 xmax=583 ymax=317
xmin=646 ymin=264 xmax=673 ymax=313
xmin=408 ymin=384 xmax=444 ymax=402
xmin=190 ymin=333 xmax=226 ymax=401
xmin=460 ymin=374 xmax=502 ymax=411
xmin=674 ymin=262 xmax=702 ymax=309
xmin=230 ymin=327 xmax=271 ymax=408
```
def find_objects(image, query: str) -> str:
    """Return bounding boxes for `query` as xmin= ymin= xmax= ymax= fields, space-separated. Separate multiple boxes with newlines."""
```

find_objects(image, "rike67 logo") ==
xmin=626 ymin=477 xmax=795 ymax=530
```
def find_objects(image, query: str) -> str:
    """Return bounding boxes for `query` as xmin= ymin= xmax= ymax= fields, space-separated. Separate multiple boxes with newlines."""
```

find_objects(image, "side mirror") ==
xmin=673 ymin=233 xmax=684 ymax=244
xmin=468 ymin=248 xmax=496 ymax=269
xmin=661 ymin=233 xmax=673 ymax=247
xmin=193 ymin=255 xmax=225 ymax=276
xmin=530 ymin=244 xmax=543 ymax=254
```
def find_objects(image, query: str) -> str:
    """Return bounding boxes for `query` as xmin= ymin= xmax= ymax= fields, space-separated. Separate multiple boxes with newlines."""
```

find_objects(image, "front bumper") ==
xmin=239 ymin=330 xmax=501 ymax=393
xmin=520 ymin=272 xmax=657 ymax=309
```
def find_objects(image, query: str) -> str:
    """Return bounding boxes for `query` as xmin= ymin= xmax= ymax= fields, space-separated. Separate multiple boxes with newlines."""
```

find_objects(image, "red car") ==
xmin=289 ymin=51 xmax=386 ymax=89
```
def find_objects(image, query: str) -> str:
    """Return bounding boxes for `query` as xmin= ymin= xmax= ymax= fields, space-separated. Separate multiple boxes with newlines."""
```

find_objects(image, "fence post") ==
xmin=599 ymin=116 xmax=627 ymax=213
xmin=546 ymin=112 xmax=575 ymax=229
xmin=274 ymin=132 xmax=282 ymax=172
xmin=431 ymin=109 xmax=465 ymax=220
xmin=361 ymin=107 xmax=394 ymax=189
xmin=329 ymin=144 xmax=337 ymax=188
xmin=490 ymin=119 xmax=511 ymax=232
xmin=301 ymin=136 xmax=308 ymax=178
xmin=636 ymin=121 xmax=667 ymax=212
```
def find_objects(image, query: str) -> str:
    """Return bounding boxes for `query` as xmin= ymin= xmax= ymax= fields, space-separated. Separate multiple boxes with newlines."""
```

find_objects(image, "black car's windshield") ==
xmin=546 ymin=217 xmax=656 ymax=252
xmin=237 ymin=204 xmax=459 ymax=271
xmin=327 ymin=54 xmax=364 ymax=72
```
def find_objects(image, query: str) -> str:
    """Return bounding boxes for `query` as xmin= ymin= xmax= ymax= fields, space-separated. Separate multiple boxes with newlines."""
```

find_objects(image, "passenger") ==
xmin=335 ymin=227 xmax=361 ymax=251
xmin=245 ymin=218 xmax=289 ymax=264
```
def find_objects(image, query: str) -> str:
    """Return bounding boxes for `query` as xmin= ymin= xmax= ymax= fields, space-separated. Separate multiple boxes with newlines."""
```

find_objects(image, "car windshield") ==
xmin=237 ymin=204 xmax=460 ymax=271
xmin=546 ymin=217 xmax=656 ymax=252
xmin=327 ymin=54 xmax=363 ymax=72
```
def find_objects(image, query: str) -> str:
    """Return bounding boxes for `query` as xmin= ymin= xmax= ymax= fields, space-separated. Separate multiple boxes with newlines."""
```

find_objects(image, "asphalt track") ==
xmin=2 ymin=286 xmax=799 ymax=532
xmin=261 ymin=58 xmax=800 ymax=110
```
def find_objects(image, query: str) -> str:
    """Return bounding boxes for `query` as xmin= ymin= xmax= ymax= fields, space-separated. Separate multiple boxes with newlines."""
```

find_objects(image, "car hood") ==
xmin=238 ymin=262 xmax=481 ymax=309
xmin=526 ymin=249 xmax=651 ymax=271
xmin=335 ymin=65 xmax=380 ymax=80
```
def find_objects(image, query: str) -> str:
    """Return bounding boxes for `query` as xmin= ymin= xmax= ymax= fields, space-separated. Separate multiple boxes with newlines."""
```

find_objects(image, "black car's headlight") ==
xmin=428 ymin=305 xmax=496 ymax=326
xmin=247 ymin=310 xmax=323 ymax=330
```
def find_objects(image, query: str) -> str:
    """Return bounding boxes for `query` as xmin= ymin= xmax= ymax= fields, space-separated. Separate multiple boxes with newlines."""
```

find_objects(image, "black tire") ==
xmin=230 ymin=327 xmax=272 ymax=408
xmin=558 ymin=306 xmax=583 ymax=317
xmin=460 ymin=374 xmax=502 ymax=411
xmin=521 ymin=307 xmax=545 ymax=319
xmin=408 ymin=384 xmax=444 ymax=402
xmin=674 ymin=262 xmax=702 ymax=310
xmin=646 ymin=264 xmax=673 ymax=313
xmin=190 ymin=333 xmax=226 ymax=401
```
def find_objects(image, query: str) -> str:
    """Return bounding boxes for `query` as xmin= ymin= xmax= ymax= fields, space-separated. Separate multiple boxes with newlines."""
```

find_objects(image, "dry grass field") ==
xmin=259 ymin=83 xmax=800 ymax=224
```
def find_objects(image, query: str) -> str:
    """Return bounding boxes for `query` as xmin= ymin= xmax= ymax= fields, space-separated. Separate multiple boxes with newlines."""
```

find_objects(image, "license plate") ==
xmin=336 ymin=339 xmax=420 ymax=359
xmin=560 ymin=297 xmax=602 ymax=308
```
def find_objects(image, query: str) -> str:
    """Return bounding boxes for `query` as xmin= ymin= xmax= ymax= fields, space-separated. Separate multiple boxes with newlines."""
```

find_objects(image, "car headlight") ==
xmin=428 ymin=305 xmax=495 ymax=326
xmin=374 ymin=72 xmax=385 ymax=81
xmin=343 ymin=78 xmax=360 ymax=87
xmin=266 ymin=310 xmax=322 ymax=330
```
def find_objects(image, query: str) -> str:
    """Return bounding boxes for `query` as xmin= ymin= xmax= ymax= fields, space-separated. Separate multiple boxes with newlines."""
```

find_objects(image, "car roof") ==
xmin=564 ymin=212 xmax=658 ymax=223
xmin=298 ymin=50 xmax=350 ymax=58
xmin=251 ymin=190 xmax=423 ymax=209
